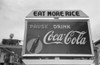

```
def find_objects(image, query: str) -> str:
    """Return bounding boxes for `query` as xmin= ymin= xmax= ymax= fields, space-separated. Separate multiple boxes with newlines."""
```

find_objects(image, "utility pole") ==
xmin=94 ymin=40 xmax=100 ymax=65
xmin=94 ymin=47 xmax=99 ymax=65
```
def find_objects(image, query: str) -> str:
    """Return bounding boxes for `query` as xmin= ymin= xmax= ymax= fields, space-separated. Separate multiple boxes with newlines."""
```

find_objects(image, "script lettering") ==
xmin=43 ymin=30 xmax=86 ymax=45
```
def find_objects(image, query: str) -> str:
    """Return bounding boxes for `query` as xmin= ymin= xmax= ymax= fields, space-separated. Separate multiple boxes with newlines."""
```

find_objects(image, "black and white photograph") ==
xmin=0 ymin=0 xmax=100 ymax=65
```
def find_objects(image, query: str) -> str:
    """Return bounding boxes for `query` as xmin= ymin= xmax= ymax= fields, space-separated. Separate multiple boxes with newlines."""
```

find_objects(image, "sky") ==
xmin=0 ymin=0 xmax=100 ymax=45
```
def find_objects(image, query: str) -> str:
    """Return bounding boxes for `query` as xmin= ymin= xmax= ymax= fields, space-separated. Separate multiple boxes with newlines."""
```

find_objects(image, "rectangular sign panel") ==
xmin=23 ymin=19 xmax=93 ymax=56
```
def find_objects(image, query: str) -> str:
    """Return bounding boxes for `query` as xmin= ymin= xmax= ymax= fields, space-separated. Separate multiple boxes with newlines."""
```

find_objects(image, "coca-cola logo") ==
xmin=43 ymin=30 xmax=86 ymax=45
xmin=27 ymin=38 xmax=43 ymax=54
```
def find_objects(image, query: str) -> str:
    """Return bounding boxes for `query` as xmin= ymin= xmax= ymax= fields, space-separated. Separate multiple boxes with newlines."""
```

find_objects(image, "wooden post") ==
xmin=94 ymin=47 xmax=99 ymax=65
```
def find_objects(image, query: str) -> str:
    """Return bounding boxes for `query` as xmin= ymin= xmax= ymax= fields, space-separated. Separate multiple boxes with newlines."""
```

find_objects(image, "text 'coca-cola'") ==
xmin=43 ymin=30 xmax=86 ymax=45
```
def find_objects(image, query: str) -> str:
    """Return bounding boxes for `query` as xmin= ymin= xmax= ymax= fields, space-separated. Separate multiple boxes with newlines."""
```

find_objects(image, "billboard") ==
xmin=23 ymin=19 xmax=94 ymax=56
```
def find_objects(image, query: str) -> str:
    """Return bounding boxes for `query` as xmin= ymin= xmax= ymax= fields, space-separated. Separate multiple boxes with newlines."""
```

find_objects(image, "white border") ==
xmin=23 ymin=54 xmax=93 ymax=57
xmin=23 ymin=59 xmax=94 ymax=64
xmin=87 ymin=20 xmax=94 ymax=56
xmin=25 ymin=17 xmax=89 ymax=20
xmin=22 ymin=20 xmax=28 ymax=55
xmin=22 ymin=18 xmax=94 ymax=57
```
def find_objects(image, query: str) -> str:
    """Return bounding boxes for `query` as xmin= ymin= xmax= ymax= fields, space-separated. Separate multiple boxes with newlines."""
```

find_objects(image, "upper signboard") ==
xmin=22 ymin=10 xmax=94 ymax=57
xmin=26 ymin=10 xmax=88 ymax=18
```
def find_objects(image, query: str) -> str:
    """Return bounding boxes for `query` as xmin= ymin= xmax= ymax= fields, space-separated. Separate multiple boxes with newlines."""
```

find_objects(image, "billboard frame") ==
xmin=22 ymin=18 xmax=94 ymax=57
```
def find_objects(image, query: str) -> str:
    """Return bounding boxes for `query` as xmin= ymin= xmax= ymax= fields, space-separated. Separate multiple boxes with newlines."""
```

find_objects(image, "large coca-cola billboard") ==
xmin=23 ymin=19 xmax=94 ymax=56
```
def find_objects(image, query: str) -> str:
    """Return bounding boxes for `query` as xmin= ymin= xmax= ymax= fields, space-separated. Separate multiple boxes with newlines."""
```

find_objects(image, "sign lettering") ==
xmin=43 ymin=30 xmax=86 ymax=45
xmin=32 ymin=11 xmax=80 ymax=17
